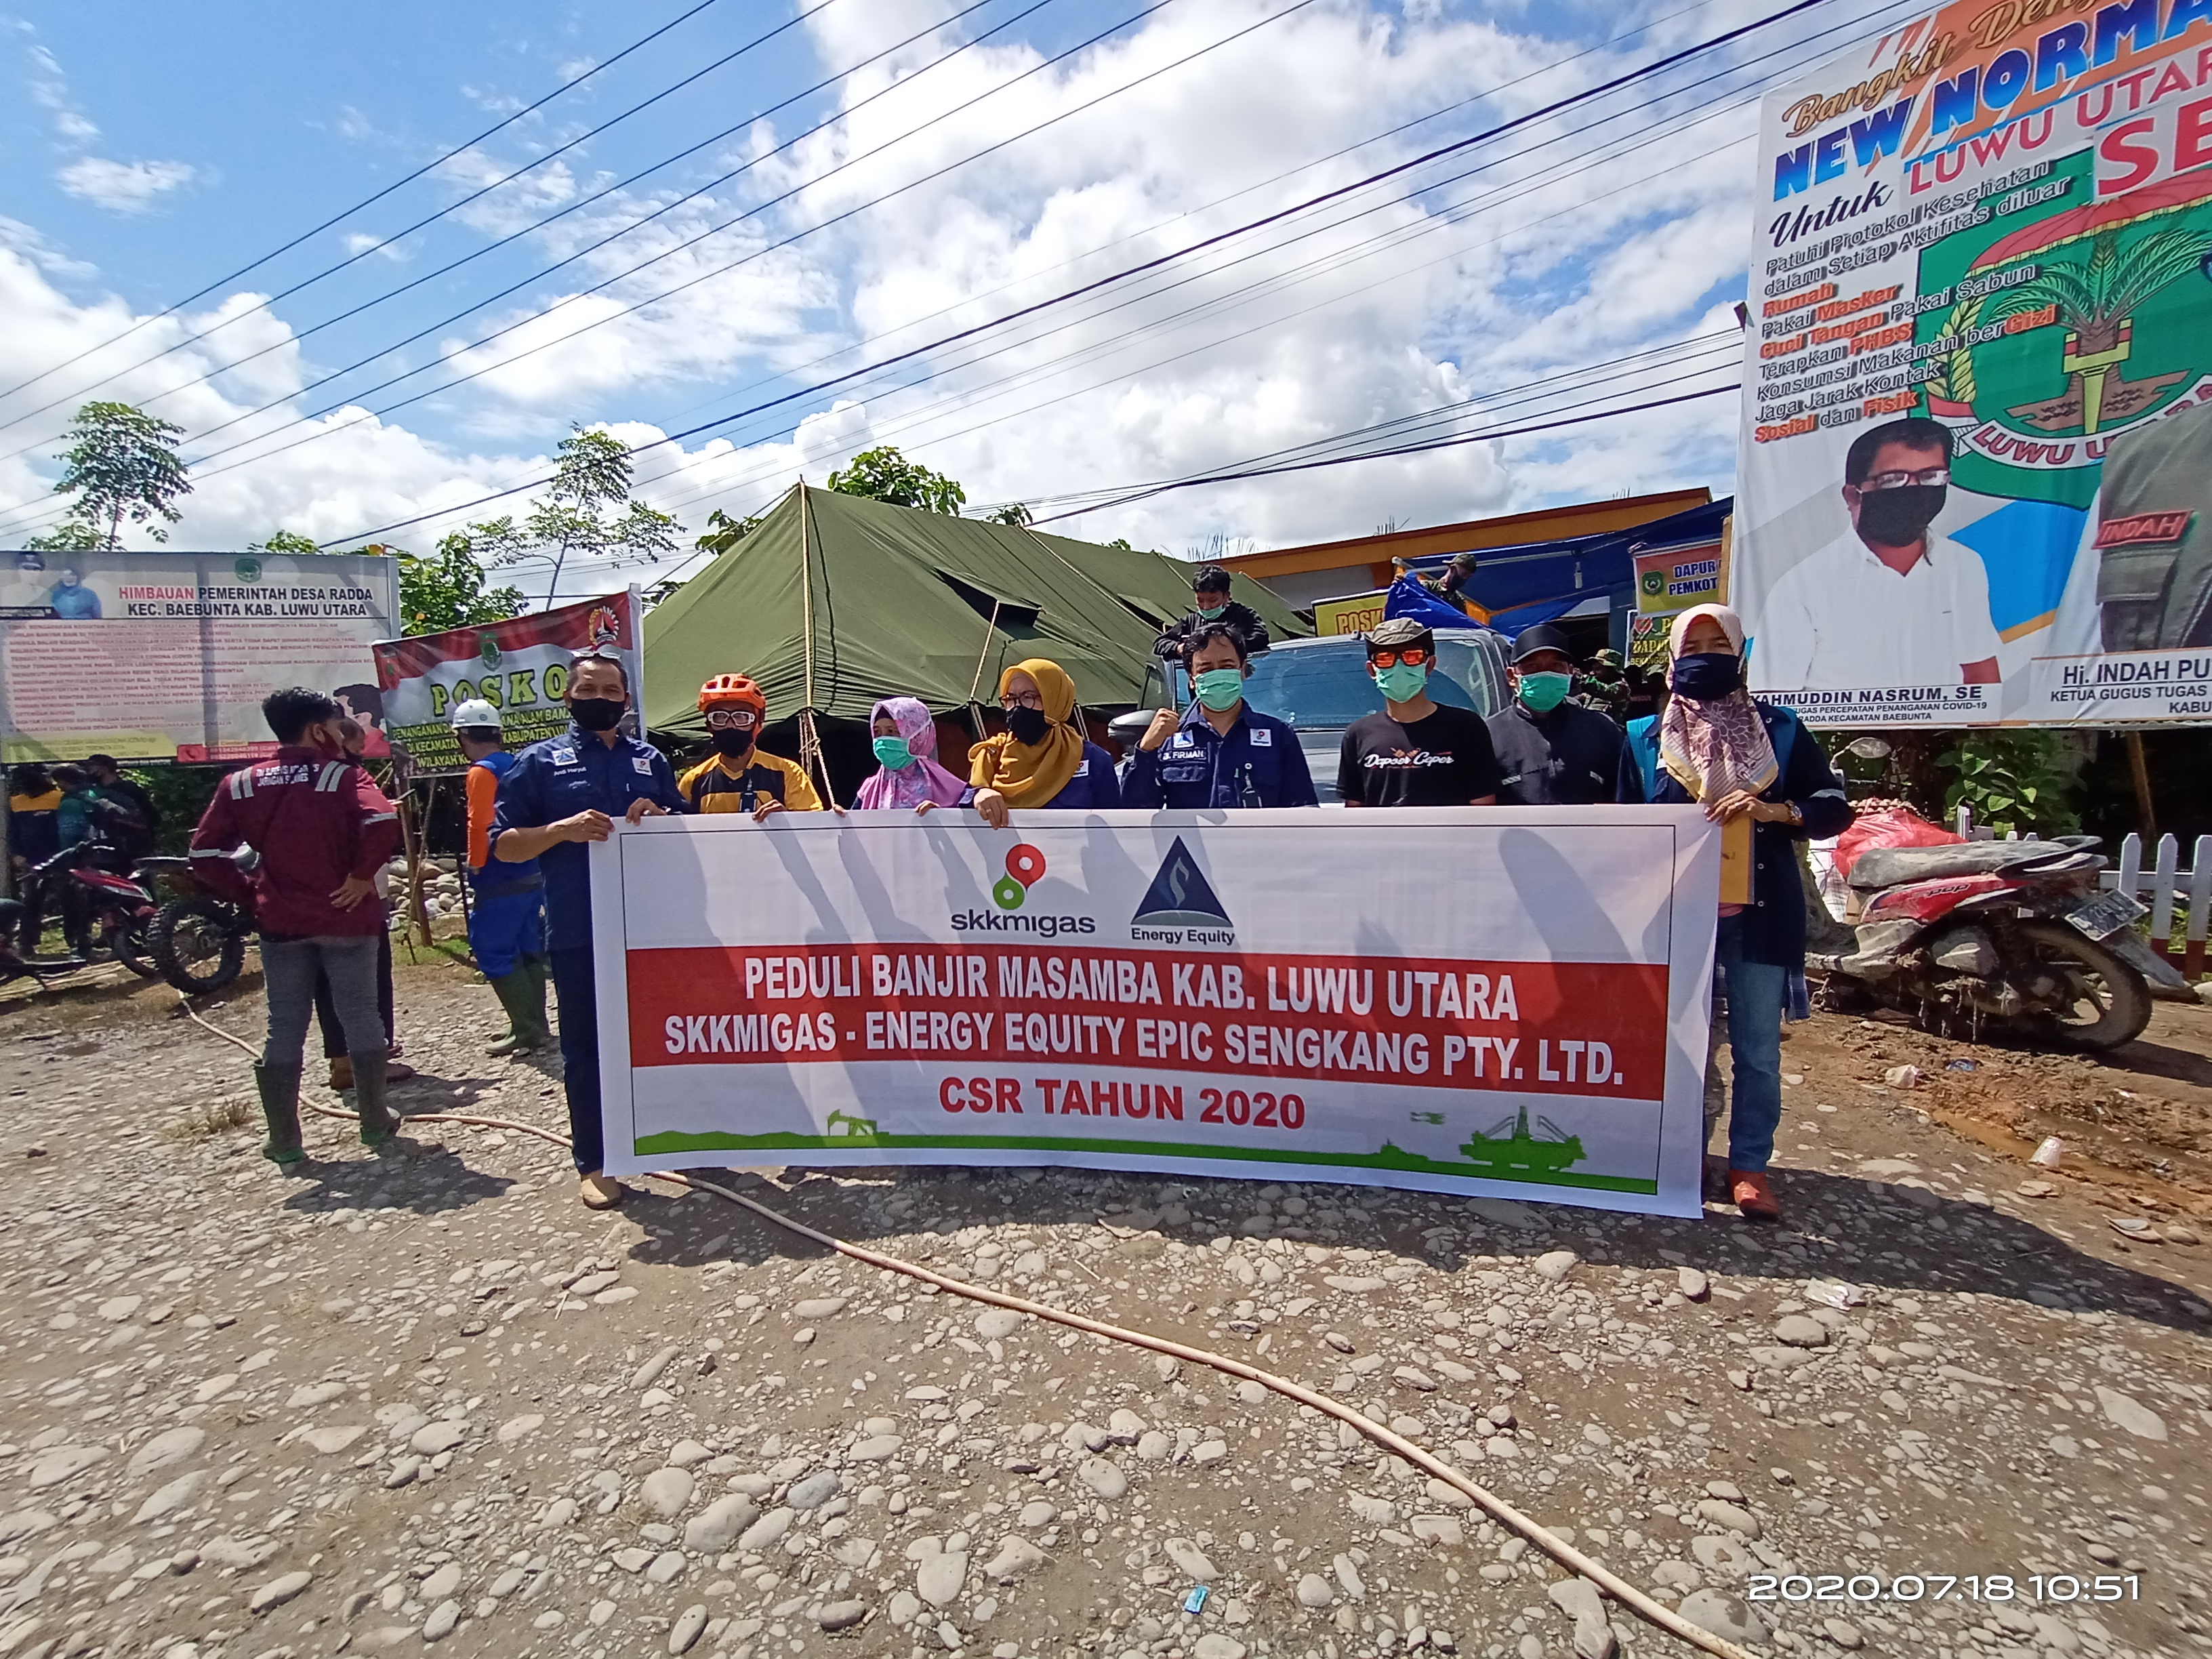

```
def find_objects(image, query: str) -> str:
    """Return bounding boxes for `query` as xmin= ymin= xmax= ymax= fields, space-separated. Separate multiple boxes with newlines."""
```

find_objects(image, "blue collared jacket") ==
xmin=1121 ymin=702 xmax=1318 ymax=810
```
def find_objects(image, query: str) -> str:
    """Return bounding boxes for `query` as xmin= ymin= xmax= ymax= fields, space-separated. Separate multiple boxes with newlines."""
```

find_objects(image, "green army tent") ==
xmin=642 ymin=483 xmax=1305 ymax=741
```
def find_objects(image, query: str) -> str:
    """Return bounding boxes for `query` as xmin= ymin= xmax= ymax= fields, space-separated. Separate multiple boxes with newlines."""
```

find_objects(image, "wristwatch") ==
xmin=1784 ymin=801 xmax=1804 ymax=827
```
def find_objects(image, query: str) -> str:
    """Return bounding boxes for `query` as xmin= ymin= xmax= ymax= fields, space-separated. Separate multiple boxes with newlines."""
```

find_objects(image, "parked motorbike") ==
xmin=144 ymin=851 xmax=253 ymax=995
xmin=0 ymin=898 xmax=89 ymax=991
xmin=6 ymin=840 xmax=160 ymax=979
xmin=1809 ymin=817 xmax=2185 ymax=1050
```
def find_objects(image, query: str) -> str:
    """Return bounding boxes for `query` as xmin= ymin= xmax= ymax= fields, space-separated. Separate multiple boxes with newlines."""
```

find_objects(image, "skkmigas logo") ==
xmin=1130 ymin=835 xmax=1234 ymax=946
xmin=950 ymin=843 xmax=1094 ymax=938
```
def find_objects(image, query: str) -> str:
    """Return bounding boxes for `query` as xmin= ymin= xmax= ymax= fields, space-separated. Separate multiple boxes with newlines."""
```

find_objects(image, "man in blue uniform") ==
xmin=1122 ymin=622 xmax=1317 ymax=808
xmin=452 ymin=698 xmax=550 ymax=1058
xmin=487 ymin=654 xmax=687 ymax=1209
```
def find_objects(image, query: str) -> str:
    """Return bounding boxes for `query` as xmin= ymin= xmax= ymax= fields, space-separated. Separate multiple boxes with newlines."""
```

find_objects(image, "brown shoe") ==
xmin=1728 ymin=1168 xmax=1782 ymax=1223
xmin=327 ymin=1057 xmax=352 ymax=1091
xmin=579 ymin=1173 xmax=626 ymax=1210
xmin=386 ymin=1059 xmax=417 ymax=1082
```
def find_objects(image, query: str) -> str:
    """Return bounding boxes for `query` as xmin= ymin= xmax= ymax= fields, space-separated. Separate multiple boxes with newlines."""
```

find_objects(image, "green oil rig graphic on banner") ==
xmin=1456 ymin=1100 xmax=1585 ymax=1178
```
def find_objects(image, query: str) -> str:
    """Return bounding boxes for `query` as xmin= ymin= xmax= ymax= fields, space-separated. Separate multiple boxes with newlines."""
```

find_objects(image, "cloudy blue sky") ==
xmin=0 ymin=0 xmax=1903 ymax=596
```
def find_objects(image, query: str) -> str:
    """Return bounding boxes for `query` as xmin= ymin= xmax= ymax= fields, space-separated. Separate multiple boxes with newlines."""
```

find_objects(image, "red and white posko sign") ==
xmin=590 ymin=808 xmax=1721 ymax=1216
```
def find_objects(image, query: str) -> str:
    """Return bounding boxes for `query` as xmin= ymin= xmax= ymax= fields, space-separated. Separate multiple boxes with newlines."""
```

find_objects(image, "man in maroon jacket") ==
xmin=189 ymin=687 xmax=405 ymax=1166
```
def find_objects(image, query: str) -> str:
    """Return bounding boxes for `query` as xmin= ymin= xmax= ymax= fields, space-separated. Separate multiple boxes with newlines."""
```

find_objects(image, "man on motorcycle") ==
xmin=453 ymin=698 xmax=551 ymax=1056
xmin=187 ymin=687 xmax=406 ymax=1168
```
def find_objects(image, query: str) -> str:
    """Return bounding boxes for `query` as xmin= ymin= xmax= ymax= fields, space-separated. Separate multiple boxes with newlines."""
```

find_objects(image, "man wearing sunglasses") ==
xmin=1755 ymin=417 xmax=2001 ymax=692
xmin=1336 ymin=618 xmax=1500 ymax=807
xmin=676 ymin=673 xmax=826 ymax=821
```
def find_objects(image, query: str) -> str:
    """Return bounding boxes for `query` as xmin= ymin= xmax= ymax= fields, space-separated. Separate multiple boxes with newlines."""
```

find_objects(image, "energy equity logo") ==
xmin=1130 ymin=836 xmax=1235 ymax=946
xmin=994 ymin=844 xmax=1047 ymax=910
xmin=951 ymin=842 xmax=1095 ymax=937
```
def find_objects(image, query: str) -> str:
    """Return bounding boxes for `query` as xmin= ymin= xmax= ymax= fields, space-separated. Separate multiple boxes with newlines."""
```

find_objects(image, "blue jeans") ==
xmin=1713 ymin=914 xmax=1787 ymax=1172
xmin=550 ymin=946 xmax=604 ymax=1174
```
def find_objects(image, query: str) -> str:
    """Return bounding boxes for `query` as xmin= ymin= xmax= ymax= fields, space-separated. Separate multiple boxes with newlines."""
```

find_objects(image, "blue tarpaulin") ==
xmin=1391 ymin=498 xmax=1733 ymax=639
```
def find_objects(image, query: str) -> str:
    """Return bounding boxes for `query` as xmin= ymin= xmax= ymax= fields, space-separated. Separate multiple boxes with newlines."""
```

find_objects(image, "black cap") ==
xmin=1193 ymin=564 xmax=1231 ymax=593
xmin=1511 ymin=623 xmax=1574 ymax=664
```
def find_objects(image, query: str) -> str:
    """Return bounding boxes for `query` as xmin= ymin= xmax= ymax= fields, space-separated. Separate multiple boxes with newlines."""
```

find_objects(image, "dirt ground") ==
xmin=0 ymin=951 xmax=2206 ymax=1659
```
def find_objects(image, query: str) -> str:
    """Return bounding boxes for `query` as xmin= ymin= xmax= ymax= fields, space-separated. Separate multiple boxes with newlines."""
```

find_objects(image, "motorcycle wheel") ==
xmin=112 ymin=918 xmax=160 ymax=979
xmin=150 ymin=895 xmax=246 ymax=995
xmin=2013 ymin=918 xmax=2152 ymax=1050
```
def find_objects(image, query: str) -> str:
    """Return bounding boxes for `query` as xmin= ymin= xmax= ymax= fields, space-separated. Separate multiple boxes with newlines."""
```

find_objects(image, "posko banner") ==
xmin=373 ymin=588 xmax=642 ymax=775
xmin=1736 ymin=0 xmax=2212 ymax=726
xmin=589 ymin=808 xmax=1721 ymax=1218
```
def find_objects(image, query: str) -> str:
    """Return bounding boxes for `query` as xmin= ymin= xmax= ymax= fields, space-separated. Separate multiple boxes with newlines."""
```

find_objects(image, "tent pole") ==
xmin=796 ymin=488 xmax=836 ymax=806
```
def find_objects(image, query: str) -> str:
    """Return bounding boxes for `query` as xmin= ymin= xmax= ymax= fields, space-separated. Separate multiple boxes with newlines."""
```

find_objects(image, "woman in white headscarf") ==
xmin=1622 ymin=602 xmax=1853 ymax=1223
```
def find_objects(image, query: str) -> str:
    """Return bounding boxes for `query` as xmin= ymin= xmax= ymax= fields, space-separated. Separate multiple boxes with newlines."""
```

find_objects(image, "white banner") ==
xmin=589 ymin=808 xmax=1721 ymax=1218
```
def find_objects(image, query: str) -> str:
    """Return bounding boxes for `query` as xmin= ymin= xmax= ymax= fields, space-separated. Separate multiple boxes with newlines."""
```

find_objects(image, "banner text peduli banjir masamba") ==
xmin=1736 ymin=0 xmax=2212 ymax=726
xmin=588 ymin=808 xmax=1723 ymax=1219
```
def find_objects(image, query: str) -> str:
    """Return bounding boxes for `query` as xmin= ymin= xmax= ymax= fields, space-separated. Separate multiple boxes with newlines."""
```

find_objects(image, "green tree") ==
xmin=826 ymin=445 xmax=966 ymax=514
xmin=979 ymin=501 xmax=1032 ymax=527
xmin=500 ymin=428 xmax=681 ymax=605
xmin=251 ymin=529 xmax=323 ymax=556
xmin=24 ymin=518 xmax=106 ymax=552
xmin=47 ymin=401 xmax=192 ymax=548
xmin=1936 ymin=731 xmax=2081 ymax=838
xmin=693 ymin=506 xmax=762 ymax=558
xmin=370 ymin=532 xmax=529 ymax=636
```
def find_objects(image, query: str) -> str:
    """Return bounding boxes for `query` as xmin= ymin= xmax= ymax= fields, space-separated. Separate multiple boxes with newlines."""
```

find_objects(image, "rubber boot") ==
xmin=350 ymin=1048 xmax=403 ymax=1148
xmin=486 ymin=968 xmax=551 ymax=1056
xmin=254 ymin=1063 xmax=307 ymax=1167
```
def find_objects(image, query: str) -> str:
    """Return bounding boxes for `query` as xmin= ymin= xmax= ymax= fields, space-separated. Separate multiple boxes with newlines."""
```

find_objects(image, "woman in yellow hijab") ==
xmin=968 ymin=659 xmax=1120 ymax=825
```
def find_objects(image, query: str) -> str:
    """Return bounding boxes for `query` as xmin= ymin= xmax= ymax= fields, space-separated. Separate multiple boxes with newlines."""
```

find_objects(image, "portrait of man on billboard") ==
xmin=1755 ymin=416 xmax=2001 ymax=691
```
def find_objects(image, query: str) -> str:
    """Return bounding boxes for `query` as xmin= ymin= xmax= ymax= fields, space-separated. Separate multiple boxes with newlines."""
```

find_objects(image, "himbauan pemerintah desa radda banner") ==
xmin=1736 ymin=0 xmax=2212 ymax=726
xmin=588 ymin=809 xmax=1721 ymax=1219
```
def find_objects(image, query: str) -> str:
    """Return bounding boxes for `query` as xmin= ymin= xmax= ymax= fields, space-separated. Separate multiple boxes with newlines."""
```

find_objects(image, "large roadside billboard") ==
xmin=1736 ymin=0 xmax=2212 ymax=726
xmin=0 ymin=548 xmax=398 ymax=762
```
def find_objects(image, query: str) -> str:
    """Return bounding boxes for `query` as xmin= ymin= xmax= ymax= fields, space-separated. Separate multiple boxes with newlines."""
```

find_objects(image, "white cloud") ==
xmin=56 ymin=157 xmax=198 ymax=214
xmin=342 ymin=231 xmax=409 ymax=262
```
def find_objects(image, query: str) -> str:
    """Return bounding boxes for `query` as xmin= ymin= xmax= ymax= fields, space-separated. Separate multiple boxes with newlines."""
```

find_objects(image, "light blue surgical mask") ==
xmin=1374 ymin=663 xmax=1429 ymax=703
xmin=1194 ymin=668 xmax=1244 ymax=711
xmin=1517 ymin=671 xmax=1573 ymax=713
xmin=872 ymin=735 xmax=914 ymax=770
xmin=1196 ymin=602 xmax=1227 ymax=620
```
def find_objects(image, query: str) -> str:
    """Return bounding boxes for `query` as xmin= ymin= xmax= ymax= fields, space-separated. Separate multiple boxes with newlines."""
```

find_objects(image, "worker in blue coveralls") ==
xmin=487 ymin=653 xmax=687 ymax=1211
xmin=1122 ymin=621 xmax=1317 ymax=809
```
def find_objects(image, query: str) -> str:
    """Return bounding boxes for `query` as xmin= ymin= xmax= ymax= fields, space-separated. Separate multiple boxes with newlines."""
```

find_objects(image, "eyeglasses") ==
xmin=1859 ymin=467 xmax=1949 ymax=492
xmin=705 ymin=709 xmax=758 ymax=731
xmin=1000 ymin=692 xmax=1046 ymax=712
xmin=1367 ymin=647 xmax=1431 ymax=669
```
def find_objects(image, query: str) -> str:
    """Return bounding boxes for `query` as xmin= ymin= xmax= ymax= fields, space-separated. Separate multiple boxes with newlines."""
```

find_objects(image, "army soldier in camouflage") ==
xmin=2089 ymin=398 xmax=2212 ymax=651
xmin=1576 ymin=647 xmax=1631 ymax=723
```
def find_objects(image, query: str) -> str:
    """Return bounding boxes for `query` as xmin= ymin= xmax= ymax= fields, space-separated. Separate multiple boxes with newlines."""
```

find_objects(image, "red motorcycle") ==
xmin=3 ymin=840 xmax=161 ymax=982
xmin=1809 ymin=807 xmax=2185 ymax=1051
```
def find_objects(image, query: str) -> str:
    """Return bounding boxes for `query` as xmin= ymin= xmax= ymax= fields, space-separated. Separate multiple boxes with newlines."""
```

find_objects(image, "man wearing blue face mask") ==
xmin=1152 ymin=565 xmax=1271 ymax=663
xmin=1336 ymin=618 xmax=1500 ymax=807
xmin=1123 ymin=622 xmax=1317 ymax=809
xmin=1486 ymin=623 xmax=1637 ymax=806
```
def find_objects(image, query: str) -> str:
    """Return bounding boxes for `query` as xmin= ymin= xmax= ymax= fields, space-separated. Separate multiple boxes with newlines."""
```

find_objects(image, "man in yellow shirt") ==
xmin=676 ymin=674 xmax=828 ymax=817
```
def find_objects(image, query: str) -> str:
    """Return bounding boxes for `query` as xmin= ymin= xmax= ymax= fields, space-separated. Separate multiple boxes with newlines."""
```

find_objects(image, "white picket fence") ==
xmin=1954 ymin=804 xmax=2212 ymax=966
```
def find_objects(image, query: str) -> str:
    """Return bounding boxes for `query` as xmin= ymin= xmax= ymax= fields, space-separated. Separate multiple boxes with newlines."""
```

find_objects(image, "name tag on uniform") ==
xmin=1072 ymin=759 xmax=1088 ymax=776
xmin=1499 ymin=771 xmax=1523 ymax=786
xmin=550 ymin=747 xmax=577 ymax=766
xmin=632 ymin=756 xmax=653 ymax=774
xmin=1248 ymin=728 xmax=1271 ymax=747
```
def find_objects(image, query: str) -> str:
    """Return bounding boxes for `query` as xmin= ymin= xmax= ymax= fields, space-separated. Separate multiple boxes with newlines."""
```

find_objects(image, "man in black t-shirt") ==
xmin=1336 ymin=618 xmax=1502 ymax=806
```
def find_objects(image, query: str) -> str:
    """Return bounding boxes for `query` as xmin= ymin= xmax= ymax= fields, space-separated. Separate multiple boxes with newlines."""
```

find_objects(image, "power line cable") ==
xmin=0 ymin=0 xmax=742 ymax=407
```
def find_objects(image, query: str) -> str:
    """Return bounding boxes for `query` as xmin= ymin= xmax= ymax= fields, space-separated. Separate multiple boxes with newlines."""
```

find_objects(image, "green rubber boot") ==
xmin=254 ymin=1063 xmax=307 ymax=1167
xmin=486 ymin=966 xmax=552 ymax=1056
xmin=350 ymin=1048 xmax=403 ymax=1148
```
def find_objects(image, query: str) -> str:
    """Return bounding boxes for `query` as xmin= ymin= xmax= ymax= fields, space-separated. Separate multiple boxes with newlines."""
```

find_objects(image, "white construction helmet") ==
xmin=449 ymin=698 xmax=502 ymax=731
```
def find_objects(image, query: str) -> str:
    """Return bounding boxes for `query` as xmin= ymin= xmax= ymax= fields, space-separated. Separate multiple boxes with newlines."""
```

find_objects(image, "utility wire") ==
xmin=0 ymin=0 xmax=742 ymax=407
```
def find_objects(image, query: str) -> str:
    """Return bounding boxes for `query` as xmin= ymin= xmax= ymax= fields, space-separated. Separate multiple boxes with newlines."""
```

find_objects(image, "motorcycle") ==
xmin=144 ymin=851 xmax=253 ymax=995
xmin=1809 ymin=811 xmax=2186 ymax=1051
xmin=5 ymin=840 xmax=161 ymax=979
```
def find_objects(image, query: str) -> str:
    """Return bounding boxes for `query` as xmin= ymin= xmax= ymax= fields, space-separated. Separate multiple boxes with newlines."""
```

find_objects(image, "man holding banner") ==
xmin=489 ymin=654 xmax=687 ymax=1209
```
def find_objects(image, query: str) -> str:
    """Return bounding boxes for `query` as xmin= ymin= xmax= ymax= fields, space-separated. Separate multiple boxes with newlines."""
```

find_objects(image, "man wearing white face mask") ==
xmin=1486 ymin=623 xmax=1637 ymax=806
xmin=1122 ymin=622 xmax=1317 ymax=808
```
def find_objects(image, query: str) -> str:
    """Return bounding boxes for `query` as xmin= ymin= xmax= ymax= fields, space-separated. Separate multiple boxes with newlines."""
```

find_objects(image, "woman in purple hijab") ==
xmin=855 ymin=697 xmax=975 ymax=813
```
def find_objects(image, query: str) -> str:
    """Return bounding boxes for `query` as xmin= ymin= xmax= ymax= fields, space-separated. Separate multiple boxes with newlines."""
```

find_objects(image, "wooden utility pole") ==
xmin=2125 ymin=731 xmax=2156 ymax=836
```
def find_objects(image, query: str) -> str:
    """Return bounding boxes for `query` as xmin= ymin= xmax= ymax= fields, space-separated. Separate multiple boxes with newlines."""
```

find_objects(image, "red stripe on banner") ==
xmin=625 ymin=944 xmax=1667 ymax=1100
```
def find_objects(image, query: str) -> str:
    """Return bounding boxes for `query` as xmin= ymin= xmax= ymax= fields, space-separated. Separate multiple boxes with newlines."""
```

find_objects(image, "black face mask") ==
xmin=1670 ymin=652 xmax=1743 ymax=700
xmin=1006 ymin=706 xmax=1050 ymax=746
xmin=712 ymin=729 xmax=755 ymax=759
xmin=1855 ymin=483 xmax=1946 ymax=548
xmin=569 ymin=697 xmax=626 ymax=733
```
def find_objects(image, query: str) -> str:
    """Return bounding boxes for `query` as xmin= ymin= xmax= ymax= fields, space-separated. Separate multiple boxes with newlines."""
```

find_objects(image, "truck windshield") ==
xmin=1241 ymin=638 xmax=1495 ymax=726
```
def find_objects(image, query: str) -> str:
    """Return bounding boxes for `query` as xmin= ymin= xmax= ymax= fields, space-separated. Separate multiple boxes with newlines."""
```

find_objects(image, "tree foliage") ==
xmin=251 ymin=529 xmax=323 ymax=556
xmin=1936 ymin=730 xmax=2081 ymax=837
xmin=499 ymin=428 xmax=681 ymax=604
xmin=24 ymin=518 xmax=106 ymax=552
xmin=826 ymin=445 xmax=966 ymax=514
xmin=373 ymin=533 xmax=529 ymax=636
xmin=979 ymin=502 xmax=1032 ymax=527
xmin=693 ymin=506 xmax=763 ymax=558
xmin=47 ymin=401 xmax=192 ymax=548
